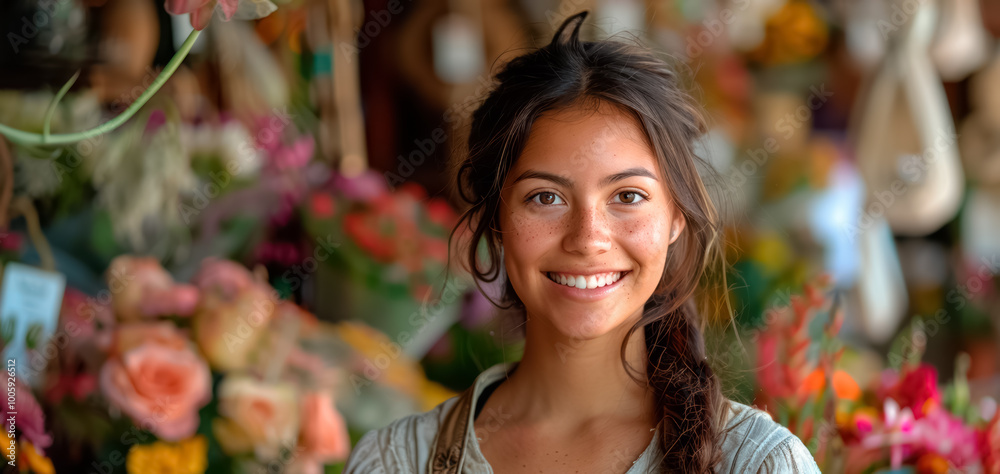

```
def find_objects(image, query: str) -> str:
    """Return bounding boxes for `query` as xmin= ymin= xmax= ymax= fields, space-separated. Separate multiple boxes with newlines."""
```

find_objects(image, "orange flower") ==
xmin=799 ymin=367 xmax=825 ymax=396
xmin=915 ymin=453 xmax=950 ymax=474
xmin=832 ymin=370 xmax=861 ymax=401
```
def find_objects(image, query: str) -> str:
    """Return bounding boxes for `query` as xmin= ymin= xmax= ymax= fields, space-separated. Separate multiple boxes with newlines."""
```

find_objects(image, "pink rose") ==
xmin=298 ymin=391 xmax=350 ymax=465
xmin=108 ymin=256 xmax=199 ymax=320
xmin=212 ymin=376 xmax=299 ymax=460
xmin=99 ymin=342 xmax=211 ymax=441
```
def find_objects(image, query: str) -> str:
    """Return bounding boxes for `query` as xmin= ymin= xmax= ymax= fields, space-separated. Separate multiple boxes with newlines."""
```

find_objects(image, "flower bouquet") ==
xmin=754 ymin=278 xmax=1000 ymax=473
xmin=301 ymin=171 xmax=470 ymax=358
xmin=6 ymin=255 xmax=454 ymax=473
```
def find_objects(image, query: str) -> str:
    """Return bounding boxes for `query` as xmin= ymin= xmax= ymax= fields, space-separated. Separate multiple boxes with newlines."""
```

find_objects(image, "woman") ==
xmin=346 ymin=11 xmax=820 ymax=473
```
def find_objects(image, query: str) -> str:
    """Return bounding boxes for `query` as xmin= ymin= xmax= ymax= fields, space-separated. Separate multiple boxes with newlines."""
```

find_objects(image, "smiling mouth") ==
xmin=545 ymin=271 xmax=630 ymax=289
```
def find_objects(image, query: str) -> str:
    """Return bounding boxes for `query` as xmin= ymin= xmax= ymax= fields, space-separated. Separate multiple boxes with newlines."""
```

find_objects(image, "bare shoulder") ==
xmin=343 ymin=397 xmax=459 ymax=474
xmin=716 ymin=401 xmax=821 ymax=473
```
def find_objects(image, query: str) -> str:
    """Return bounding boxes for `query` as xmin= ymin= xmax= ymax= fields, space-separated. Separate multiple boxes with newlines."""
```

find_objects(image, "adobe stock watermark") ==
xmin=685 ymin=0 xmax=754 ymax=59
xmin=253 ymin=439 xmax=306 ymax=474
xmin=384 ymin=70 xmax=500 ymax=190
xmin=383 ymin=128 xmax=447 ymax=189
xmin=876 ymin=0 xmax=932 ymax=40
xmin=843 ymin=128 xmax=958 ymax=243
xmin=7 ymin=0 xmax=72 ymax=53
xmin=224 ymin=234 xmax=340 ymax=353
xmin=729 ymin=84 xmax=833 ymax=189
xmin=474 ymin=404 xmax=512 ymax=445
xmin=337 ymin=0 xmax=411 ymax=64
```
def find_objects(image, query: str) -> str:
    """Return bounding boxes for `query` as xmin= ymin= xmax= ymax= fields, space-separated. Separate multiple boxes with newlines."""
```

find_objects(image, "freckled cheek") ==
xmin=499 ymin=212 xmax=562 ymax=275
xmin=618 ymin=217 xmax=668 ymax=245
xmin=618 ymin=218 xmax=670 ymax=268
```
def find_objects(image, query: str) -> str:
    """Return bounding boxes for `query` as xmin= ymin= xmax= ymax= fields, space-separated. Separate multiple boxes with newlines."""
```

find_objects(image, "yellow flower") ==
xmin=419 ymin=378 xmax=458 ymax=412
xmin=126 ymin=435 xmax=207 ymax=474
xmin=19 ymin=440 xmax=55 ymax=474
xmin=335 ymin=321 xmax=424 ymax=397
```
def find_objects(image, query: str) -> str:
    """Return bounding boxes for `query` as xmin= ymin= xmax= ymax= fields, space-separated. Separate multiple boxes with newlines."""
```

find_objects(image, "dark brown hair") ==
xmin=448 ymin=11 xmax=729 ymax=472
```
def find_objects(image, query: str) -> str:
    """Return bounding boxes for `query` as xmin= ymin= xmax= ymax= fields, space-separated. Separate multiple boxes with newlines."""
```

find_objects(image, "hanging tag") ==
xmin=0 ymin=263 xmax=66 ymax=386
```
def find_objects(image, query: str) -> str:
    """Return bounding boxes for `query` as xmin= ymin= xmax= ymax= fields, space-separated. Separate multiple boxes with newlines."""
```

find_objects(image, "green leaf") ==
xmin=24 ymin=322 xmax=44 ymax=350
xmin=0 ymin=317 xmax=16 ymax=346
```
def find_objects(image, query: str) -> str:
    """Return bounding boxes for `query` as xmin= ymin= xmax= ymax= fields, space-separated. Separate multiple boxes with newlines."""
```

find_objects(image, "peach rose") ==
xmin=100 ymin=343 xmax=211 ymax=441
xmin=297 ymin=390 xmax=350 ymax=470
xmin=212 ymin=376 xmax=299 ymax=460
xmin=192 ymin=259 xmax=277 ymax=370
xmin=108 ymin=256 xmax=200 ymax=320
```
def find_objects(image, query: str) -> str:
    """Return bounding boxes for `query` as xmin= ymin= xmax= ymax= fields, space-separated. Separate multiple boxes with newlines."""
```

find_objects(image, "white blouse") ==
xmin=345 ymin=362 xmax=821 ymax=473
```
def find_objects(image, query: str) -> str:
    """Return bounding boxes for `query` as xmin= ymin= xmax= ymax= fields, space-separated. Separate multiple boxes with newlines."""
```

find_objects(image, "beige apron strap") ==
xmin=428 ymin=384 xmax=477 ymax=473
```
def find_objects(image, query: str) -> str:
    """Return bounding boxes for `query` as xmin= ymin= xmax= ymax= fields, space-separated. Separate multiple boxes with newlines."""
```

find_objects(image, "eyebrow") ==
xmin=512 ymin=167 xmax=658 ymax=187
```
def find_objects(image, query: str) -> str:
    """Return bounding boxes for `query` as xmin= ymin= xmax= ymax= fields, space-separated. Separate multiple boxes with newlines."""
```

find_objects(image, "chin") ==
xmin=541 ymin=303 xmax=640 ymax=341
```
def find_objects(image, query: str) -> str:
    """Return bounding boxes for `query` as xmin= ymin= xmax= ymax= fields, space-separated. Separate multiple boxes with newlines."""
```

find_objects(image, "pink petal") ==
xmin=190 ymin=1 xmax=217 ymax=30
xmin=217 ymin=0 xmax=239 ymax=19
xmin=165 ymin=0 xmax=213 ymax=15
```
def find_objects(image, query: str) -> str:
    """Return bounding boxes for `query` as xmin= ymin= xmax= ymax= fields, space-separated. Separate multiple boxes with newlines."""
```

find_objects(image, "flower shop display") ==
xmin=753 ymin=279 xmax=1000 ymax=473
xmin=302 ymin=171 xmax=471 ymax=358
xmin=2 ymin=255 xmax=454 ymax=473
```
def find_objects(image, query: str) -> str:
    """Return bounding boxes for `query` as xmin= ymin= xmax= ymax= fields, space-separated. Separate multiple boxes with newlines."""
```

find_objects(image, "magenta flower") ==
xmin=861 ymin=398 xmax=920 ymax=469
xmin=914 ymin=407 xmax=982 ymax=468
xmin=165 ymin=0 xmax=277 ymax=31
xmin=331 ymin=170 xmax=388 ymax=203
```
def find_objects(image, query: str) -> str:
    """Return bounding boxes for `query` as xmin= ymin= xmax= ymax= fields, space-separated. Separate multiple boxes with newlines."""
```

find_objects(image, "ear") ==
xmin=669 ymin=212 xmax=686 ymax=245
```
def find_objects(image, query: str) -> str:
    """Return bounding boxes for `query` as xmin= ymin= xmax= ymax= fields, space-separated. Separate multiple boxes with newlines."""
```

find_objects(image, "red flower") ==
xmin=983 ymin=409 xmax=1000 ymax=474
xmin=0 ymin=231 xmax=22 ymax=251
xmin=309 ymin=192 xmax=336 ymax=219
xmin=165 ymin=0 xmax=277 ymax=31
xmin=884 ymin=365 xmax=941 ymax=418
xmin=344 ymin=212 xmax=397 ymax=262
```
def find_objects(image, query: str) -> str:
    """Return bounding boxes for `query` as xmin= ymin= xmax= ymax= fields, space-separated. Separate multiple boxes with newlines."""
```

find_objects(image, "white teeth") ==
xmin=547 ymin=272 xmax=624 ymax=289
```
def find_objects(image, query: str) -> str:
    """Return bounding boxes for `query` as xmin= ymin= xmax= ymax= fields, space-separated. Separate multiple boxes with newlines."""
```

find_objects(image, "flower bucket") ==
xmin=313 ymin=263 xmax=462 ymax=359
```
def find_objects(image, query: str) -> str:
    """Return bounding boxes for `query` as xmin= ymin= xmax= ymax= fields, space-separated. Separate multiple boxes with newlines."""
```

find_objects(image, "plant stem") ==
xmin=0 ymin=29 xmax=202 ymax=146
xmin=42 ymin=70 xmax=80 ymax=142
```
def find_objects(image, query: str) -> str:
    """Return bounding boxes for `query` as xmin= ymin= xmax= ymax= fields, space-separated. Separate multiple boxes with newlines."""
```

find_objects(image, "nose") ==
xmin=562 ymin=204 xmax=612 ymax=256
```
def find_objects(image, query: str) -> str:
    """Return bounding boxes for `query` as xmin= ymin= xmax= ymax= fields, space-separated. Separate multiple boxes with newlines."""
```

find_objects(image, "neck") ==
xmin=500 ymin=312 xmax=656 ymax=427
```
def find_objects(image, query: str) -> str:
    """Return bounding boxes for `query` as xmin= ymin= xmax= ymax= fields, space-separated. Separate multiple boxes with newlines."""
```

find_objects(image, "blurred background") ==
xmin=0 ymin=0 xmax=999 ymax=472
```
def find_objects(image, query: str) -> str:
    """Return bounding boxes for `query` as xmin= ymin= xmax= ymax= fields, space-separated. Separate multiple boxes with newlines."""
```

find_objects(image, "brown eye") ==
xmin=614 ymin=191 xmax=645 ymax=204
xmin=537 ymin=192 xmax=556 ymax=205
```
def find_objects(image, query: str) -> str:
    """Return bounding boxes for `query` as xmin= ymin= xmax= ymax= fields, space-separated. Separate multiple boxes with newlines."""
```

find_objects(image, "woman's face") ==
xmin=499 ymin=103 xmax=685 ymax=341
